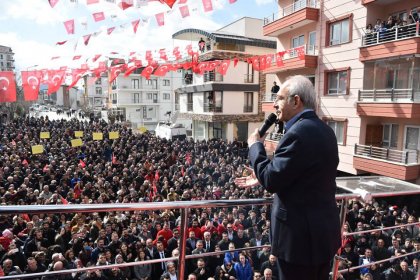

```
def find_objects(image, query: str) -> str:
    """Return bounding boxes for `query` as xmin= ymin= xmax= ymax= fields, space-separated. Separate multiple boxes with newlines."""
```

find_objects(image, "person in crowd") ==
xmin=270 ymin=82 xmax=280 ymax=101
xmin=133 ymin=249 xmax=152 ymax=280
xmin=235 ymin=75 xmax=341 ymax=280
xmin=234 ymin=253 xmax=252 ymax=280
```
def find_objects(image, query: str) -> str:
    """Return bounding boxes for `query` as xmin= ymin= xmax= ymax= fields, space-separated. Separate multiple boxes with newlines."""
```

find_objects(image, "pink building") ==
xmin=261 ymin=0 xmax=420 ymax=182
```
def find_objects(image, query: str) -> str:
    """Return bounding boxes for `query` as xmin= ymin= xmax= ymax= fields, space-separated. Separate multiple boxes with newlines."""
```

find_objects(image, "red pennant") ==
xmin=276 ymin=51 xmax=285 ymax=67
xmin=21 ymin=71 xmax=42 ymax=101
xmin=107 ymin=27 xmax=115 ymax=35
xmin=83 ymin=34 xmax=92 ymax=46
xmin=0 ymin=71 xmax=17 ymax=103
xmin=155 ymin=12 xmax=165 ymax=26
xmin=179 ymin=5 xmax=190 ymax=18
xmin=259 ymin=56 xmax=267 ymax=71
xmin=118 ymin=0 xmax=133 ymax=10
xmin=109 ymin=64 xmax=127 ymax=84
xmin=92 ymin=54 xmax=101 ymax=62
xmin=251 ymin=56 xmax=260 ymax=71
xmin=178 ymin=0 xmax=188 ymax=3
xmin=141 ymin=65 xmax=155 ymax=80
xmin=86 ymin=0 xmax=99 ymax=4
xmin=296 ymin=46 xmax=306 ymax=60
xmin=217 ymin=60 xmax=231 ymax=76
xmin=79 ymin=159 xmax=86 ymax=168
xmin=48 ymin=0 xmax=59 ymax=8
xmin=68 ymin=69 xmax=87 ymax=88
xmin=193 ymin=62 xmax=208 ymax=75
xmin=73 ymin=55 xmax=82 ymax=60
xmin=233 ymin=58 xmax=239 ymax=67
xmin=112 ymin=153 xmax=117 ymax=164
xmin=56 ymin=40 xmax=67 ymax=45
xmin=132 ymin=19 xmax=140 ymax=34
xmin=229 ymin=0 xmax=237 ymax=3
xmin=63 ymin=19 xmax=75 ymax=35
xmin=202 ymin=0 xmax=213 ymax=12
xmin=154 ymin=65 xmax=170 ymax=76
xmin=159 ymin=49 xmax=168 ymax=61
xmin=161 ymin=0 xmax=176 ymax=8
xmin=47 ymin=69 xmax=66 ymax=95
xmin=92 ymin=12 xmax=105 ymax=22
xmin=155 ymin=170 xmax=160 ymax=181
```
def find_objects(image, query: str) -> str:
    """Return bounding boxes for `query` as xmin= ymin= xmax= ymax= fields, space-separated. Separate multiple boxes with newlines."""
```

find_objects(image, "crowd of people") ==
xmin=0 ymin=116 xmax=418 ymax=280
xmin=364 ymin=9 xmax=419 ymax=45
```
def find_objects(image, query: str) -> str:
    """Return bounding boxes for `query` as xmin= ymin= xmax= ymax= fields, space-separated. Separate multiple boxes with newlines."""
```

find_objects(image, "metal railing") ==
xmin=354 ymin=144 xmax=419 ymax=164
xmin=263 ymin=0 xmax=318 ymax=25
xmin=243 ymin=105 xmax=253 ymax=112
xmin=203 ymin=103 xmax=223 ymax=113
xmin=358 ymin=88 xmax=420 ymax=102
xmin=187 ymin=102 xmax=193 ymax=111
xmin=362 ymin=22 xmax=419 ymax=46
xmin=203 ymin=71 xmax=223 ymax=83
xmin=244 ymin=74 xmax=254 ymax=83
xmin=266 ymin=44 xmax=317 ymax=68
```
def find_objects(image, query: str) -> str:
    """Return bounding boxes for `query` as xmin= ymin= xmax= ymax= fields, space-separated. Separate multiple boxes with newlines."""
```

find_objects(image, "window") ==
xmin=0 ymin=55 xmax=3 ymax=59
xmin=133 ymin=93 xmax=141 ymax=103
xmin=244 ymin=92 xmax=253 ymax=112
xmin=163 ymin=93 xmax=170 ymax=100
xmin=391 ymin=10 xmax=407 ymax=22
xmin=147 ymin=79 xmax=157 ymax=89
xmin=405 ymin=126 xmax=420 ymax=150
xmin=187 ymin=93 xmax=193 ymax=111
xmin=325 ymin=68 xmax=350 ymax=95
xmin=94 ymin=98 xmax=102 ymax=106
xmin=292 ymin=35 xmax=305 ymax=48
xmin=95 ymin=78 xmax=102 ymax=85
xmin=326 ymin=14 xmax=352 ymax=46
xmin=96 ymin=87 xmax=102 ymax=95
xmin=132 ymin=79 xmax=139 ymax=89
xmin=383 ymin=124 xmax=399 ymax=148
xmin=204 ymin=91 xmax=223 ymax=112
xmin=163 ymin=79 xmax=170 ymax=86
xmin=143 ymin=107 xmax=147 ymax=118
xmin=147 ymin=93 xmax=153 ymax=100
xmin=326 ymin=119 xmax=347 ymax=145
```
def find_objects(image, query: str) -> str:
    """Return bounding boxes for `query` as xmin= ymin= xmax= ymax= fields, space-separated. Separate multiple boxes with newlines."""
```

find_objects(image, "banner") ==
xmin=109 ymin=131 xmax=119 ymax=139
xmin=31 ymin=145 xmax=44 ymax=155
xmin=93 ymin=132 xmax=103 ymax=140
xmin=74 ymin=131 xmax=84 ymax=138
xmin=40 ymin=132 xmax=50 ymax=139
xmin=71 ymin=139 xmax=83 ymax=147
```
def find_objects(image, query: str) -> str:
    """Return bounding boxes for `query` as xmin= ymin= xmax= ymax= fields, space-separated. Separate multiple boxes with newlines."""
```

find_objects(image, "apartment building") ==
xmin=109 ymin=68 xmax=184 ymax=131
xmin=173 ymin=17 xmax=277 ymax=142
xmin=0 ymin=45 xmax=15 ymax=72
xmin=85 ymin=75 xmax=109 ymax=112
xmin=261 ymin=0 xmax=420 ymax=182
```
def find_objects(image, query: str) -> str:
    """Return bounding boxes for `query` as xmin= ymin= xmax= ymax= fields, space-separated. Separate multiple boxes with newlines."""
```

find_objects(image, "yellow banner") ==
xmin=138 ymin=127 xmax=148 ymax=133
xmin=40 ymin=132 xmax=50 ymax=139
xmin=74 ymin=131 xmax=83 ymax=138
xmin=71 ymin=139 xmax=83 ymax=147
xmin=93 ymin=132 xmax=103 ymax=140
xmin=109 ymin=131 xmax=119 ymax=139
xmin=31 ymin=145 xmax=44 ymax=155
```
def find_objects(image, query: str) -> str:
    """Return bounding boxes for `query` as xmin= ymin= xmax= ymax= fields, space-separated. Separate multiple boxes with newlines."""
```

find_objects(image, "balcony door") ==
xmin=308 ymin=31 xmax=316 ymax=54
xmin=404 ymin=126 xmax=420 ymax=151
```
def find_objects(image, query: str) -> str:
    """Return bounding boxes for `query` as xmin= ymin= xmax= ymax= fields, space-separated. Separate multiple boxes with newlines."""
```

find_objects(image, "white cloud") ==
xmin=255 ymin=0 xmax=274 ymax=5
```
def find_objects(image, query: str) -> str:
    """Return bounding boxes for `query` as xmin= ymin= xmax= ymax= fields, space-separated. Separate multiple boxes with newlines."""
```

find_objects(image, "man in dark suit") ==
xmin=235 ymin=75 xmax=341 ymax=280
xmin=152 ymin=241 xmax=168 ymax=280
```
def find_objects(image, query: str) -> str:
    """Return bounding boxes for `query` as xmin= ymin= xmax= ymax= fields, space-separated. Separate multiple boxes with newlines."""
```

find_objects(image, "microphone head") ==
xmin=266 ymin=113 xmax=278 ymax=124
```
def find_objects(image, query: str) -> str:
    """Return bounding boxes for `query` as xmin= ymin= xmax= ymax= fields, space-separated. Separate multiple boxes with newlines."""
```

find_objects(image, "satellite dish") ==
xmin=170 ymin=110 xmax=179 ymax=124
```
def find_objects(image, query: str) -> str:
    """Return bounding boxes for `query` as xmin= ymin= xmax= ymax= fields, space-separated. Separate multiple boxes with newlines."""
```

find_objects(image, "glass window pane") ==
xmin=336 ymin=122 xmax=344 ymax=144
xmin=328 ymin=72 xmax=338 ymax=94
xmin=341 ymin=19 xmax=349 ymax=43
xmin=390 ymin=124 xmax=399 ymax=148
xmin=405 ymin=127 xmax=419 ymax=150
xmin=338 ymin=71 xmax=348 ymax=94
xmin=330 ymin=23 xmax=341 ymax=45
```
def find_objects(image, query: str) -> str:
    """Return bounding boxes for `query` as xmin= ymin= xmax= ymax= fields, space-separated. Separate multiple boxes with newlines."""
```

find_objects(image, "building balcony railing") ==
xmin=263 ymin=0 xmax=318 ymax=25
xmin=358 ymin=88 xmax=420 ymax=102
xmin=187 ymin=102 xmax=193 ymax=111
xmin=203 ymin=71 xmax=223 ymax=83
xmin=203 ymin=104 xmax=223 ymax=113
xmin=354 ymin=144 xmax=418 ymax=165
xmin=244 ymin=74 xmax=254 ymax=83
xmin=362 ymin=22 xmax=419 ymax=46
xmin=263 ymin=45 xmax=318 ymax=74
xmin=243 ymin=105 xmax=253 ymax=112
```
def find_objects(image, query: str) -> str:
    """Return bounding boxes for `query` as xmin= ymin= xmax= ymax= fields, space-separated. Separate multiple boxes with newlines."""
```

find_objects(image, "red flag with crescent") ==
xmin=109 ymin=64 xmax=126 ymax=84
xmin=216 ymin=60 xmax=231 ymax=76
xmin=68 ymin=69 xmax=87 ymax=88
xmin=159 ymin=49 xmax=168 ymax=61
xmin=0 ymin=71 xmax=17 ymax=103
xmin=118 ymin=0 xmax=133 ymax=10
xmin=21 ymin=70 xmax=42 ymax=101
xmin=154 ymin=64 xmax=170 ymax=76
xmin=206 ymin=60 xmax=221 ymax=72
xmin=193 ymin=62 xmax=208 ymax=75
xmin=276 ymin=51 xmax=285 ymax=67
xmin=47 ymin=69 xmax=66 ymax=95
xmin=124 ymin=60 xmax=143 ymax=77
xmin=141 ymin=65 xmax=155 ymax=80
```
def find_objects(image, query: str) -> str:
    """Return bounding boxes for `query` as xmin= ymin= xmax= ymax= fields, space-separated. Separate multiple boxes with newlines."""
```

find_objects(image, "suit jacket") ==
xmin=249 ymin=110 xmax=341 ymax=265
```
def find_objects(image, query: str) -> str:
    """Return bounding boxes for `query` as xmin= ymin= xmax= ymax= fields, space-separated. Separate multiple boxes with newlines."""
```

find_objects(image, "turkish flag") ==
xmin=233 ymin=58 xmax=239 ymax=67
xmin=202 ymin=0 xmax=213 ymax=12
xmin=159 ymin=49 xmax=168 ymax=61
xmin=193 ymin=62 xmax=208 ymax=75
xmin=109 ymin=64 xmax=126 ymax=84
xmin=63 ymin=19 xmax=75 ymax=34
xmin=178 ymin=0 xmax=188 ymax=3
xmin=107 ymin=27 xmax=115 ymax=35
xmin=154 ymin=65 xmax=170 ymax=76
xmin=206 ymin=60 xmax=221 ymax=71
xmin=86 ymin=0 xmax=99 ymax=4
xmin=145 ymin=50 xmax=153 ymax=62
xmin=0 ymin=71 xmax=17 ymax=103
xmin=21 ymin=70 xmax=42 ymax=101
xmin=141 ymin=65 xmax=155 ymax=80
xmin=276 ymin=51 xmax=285 ymax=67
xmin=296 ymin=45 xmax=306 ymax=60
xmin=118 ymin=0 xmax=133 ymax=10
xmin=47 ymin=69 xmax=66 ymax=95
xmin=124 ymin=60 xmax=142 ymax=77
xmin=173 ymin=47 xmax=182 ymax=60
xmin=259 ymin=55 xmax=267 ymax=71
xmin=217 ymin=60 xmax=231 ymax=76
xmin=83 ymin=34 xmax=92 ymax=46
xmin=155 ymin=12 xmax=165 ymax=26
xmin=68 ymin=69 xmax=87 ymax=88
xmin=251 ymin=56 xmax=260 ymax=71
xmin=92 ymin=12 xmax=105 ymax=22
xmin=179 ymin=5 xmax=190 ymax=18
xmin=161 ymin=0 xmax=176 ymax=8
xmin=49 ymin=0 xmax=59 ymax=8
xmin=132 ymin=19 xmax=140 ymax=33
xmin=92 ymin=54 xmax=101 ymax=62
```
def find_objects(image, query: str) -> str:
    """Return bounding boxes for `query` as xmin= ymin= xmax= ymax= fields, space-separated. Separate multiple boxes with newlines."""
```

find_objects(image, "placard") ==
xmin=31 ymin=145 xmax=44 ymax=154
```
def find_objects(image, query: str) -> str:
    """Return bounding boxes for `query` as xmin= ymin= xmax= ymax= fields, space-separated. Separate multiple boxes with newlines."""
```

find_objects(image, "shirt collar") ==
xmin=285 ymin=109 xmax=313 ymax=132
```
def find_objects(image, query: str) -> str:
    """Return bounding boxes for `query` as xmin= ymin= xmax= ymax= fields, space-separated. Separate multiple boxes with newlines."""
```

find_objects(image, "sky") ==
xmin=0 ymin=0 xmax=278 ymax=72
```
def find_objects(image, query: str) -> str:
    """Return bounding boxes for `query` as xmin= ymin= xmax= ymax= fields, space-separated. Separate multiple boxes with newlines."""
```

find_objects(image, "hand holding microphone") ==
xmin=247 ymin=113 xmax=278 ymax=146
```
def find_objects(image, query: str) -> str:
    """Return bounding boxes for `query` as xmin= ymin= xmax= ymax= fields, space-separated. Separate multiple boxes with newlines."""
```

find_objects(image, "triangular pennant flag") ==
xmin=56 ymin=40 xmax=67 ymax=45
xmin=141 ymin=65 xmax=155 ymax=80
xmin=179 ymin=5 xmax=190 ymax=18
xmin=92 ymin=54 xmax=101 ymax=62
xmin=92 ymin=12 xmax=105 ymax=22
xmin=0 ymin=71 xmax=17 ymax=103
xmin=86 ymin=0 xmax=100 ymax=4
xmin=83 ymin=34 xmax=92 ymax=46
xmin=107 ymin=27 xmax=115 ymax=35
xmin=73 ymin=55 xmax=82 ymax=60
xmin=202 ymin=0 xmax=213 ymax=12
xmin=118 ymin=0 xmax=133 ymax=10
xmin=79 ymin=159 xmax=86 ymax=168
xmin=217 ymin=60 xmax=231 ymax=76
xmin=48 ymin=0 xmax=59 ymax=8
xmin=155 ymin=12 xmax=165 ymax=26
xmin=233 ymin=58 xmax=239 ymax=67
xmin=63 ymin=19 xmax=75 ymax=34
xmin=154 ymin=65 xmax=170 ymax=76
xmin=229 ymin=0 xmax=237 ymax=3
xmin=132 ymin=19 xmax=140 ymax=34
xmin=68 ymin=69 xmax=87 ymax=88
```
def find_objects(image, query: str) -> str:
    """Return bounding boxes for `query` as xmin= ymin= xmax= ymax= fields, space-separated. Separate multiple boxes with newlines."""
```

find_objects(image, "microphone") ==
xmin=258 ymin=113 xmax=278 ymax=137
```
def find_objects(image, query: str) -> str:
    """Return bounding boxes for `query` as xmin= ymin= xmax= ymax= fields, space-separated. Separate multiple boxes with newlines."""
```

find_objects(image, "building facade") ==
xmin=0 ymin=45 xmax=15 ymax=72
xmin=261 ymin=0 xmax=420 ymax=181
xmin=85 ymin=75 xmax=109 ymax=113
xmin=173 ymin=17 xmax=277 ymax=142
xmin=109 ymin=69 xmax=184 ymax=131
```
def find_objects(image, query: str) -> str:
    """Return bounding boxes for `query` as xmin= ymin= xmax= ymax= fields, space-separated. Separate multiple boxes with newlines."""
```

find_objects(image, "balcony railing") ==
xmin=204 ymin=71 xmax=223 ymax=82
xmin=266 ymin=44 xmax=317 ymax=68
xmin=187 ymin=102 xmax=193 ymax=111
xmin=354 ymin=144 xmax=418 ymax=164
xmin=362 ymin=22 xmax=419 ymax=46
xmin=358 ymin=88 xmax=420 ymax=102
xmin=244 ymin=74 xmax=254 ymax=83
xmin=263 ymin=0 xmax=318 ymax=25
xmin=243 ymin=105 xmax=253 ymax=112
xmin=203 ymin=104 xmax=223 ymax=113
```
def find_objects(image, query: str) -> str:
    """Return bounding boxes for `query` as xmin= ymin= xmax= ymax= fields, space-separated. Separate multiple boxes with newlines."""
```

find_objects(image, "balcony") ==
xmin=360 ymin=23 xmax=420 ymax=61
xmin=354 ymin=144 xmax=420 ymax=180
xmin=357 ymin=89 xmax=420 ymax=118
xmin=263 ymin=0 xmax=319 ymax=37
xmin=203 ymin=71 xmax=223 ymax=83
xmin=243 ymin=105 xmax=253 ymax=113
xmin=263 ymin=45 xmax=318 ymax=74
xmin=203 ymin=104 xmax=223 ymax=113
